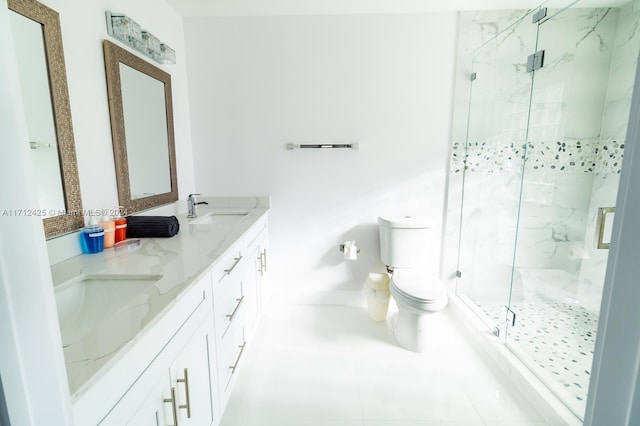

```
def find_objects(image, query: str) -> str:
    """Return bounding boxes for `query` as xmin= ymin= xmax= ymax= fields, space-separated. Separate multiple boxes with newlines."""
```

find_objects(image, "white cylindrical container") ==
xmin=364 ymin=273 xmax=391 ymax=321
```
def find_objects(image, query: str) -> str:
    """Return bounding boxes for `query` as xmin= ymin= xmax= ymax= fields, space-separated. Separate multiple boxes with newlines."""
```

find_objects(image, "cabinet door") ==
xmin=100 ymin=366 xmax=171 ymax=426
xmin=243 ymin=242 xmax=261 ymax=335
xmin=169 ymin=311 xmax=215 ymax=426
xmin=243 ymin=226 xmax=269 ymax=337
xmin=258 ymin=239 xmax=269 ymax=310
xmin=125 ymin=374 xmax=170 ymax=426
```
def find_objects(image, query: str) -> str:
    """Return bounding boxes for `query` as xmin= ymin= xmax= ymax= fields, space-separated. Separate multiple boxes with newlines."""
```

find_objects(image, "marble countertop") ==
xmin=50 ymin=196 xmax=269 ymax=400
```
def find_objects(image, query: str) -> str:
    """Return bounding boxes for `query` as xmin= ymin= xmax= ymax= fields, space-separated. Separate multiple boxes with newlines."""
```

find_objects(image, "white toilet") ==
xmin=378 ymin=216 xmax=448 ymax=352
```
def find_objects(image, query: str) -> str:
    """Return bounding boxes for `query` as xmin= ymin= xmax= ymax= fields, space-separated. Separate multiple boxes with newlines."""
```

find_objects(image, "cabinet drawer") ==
xmin=217 ymin=319 xmax=246 ymax=408
xmin=211 ymin=249 xmax=244 ymax=283
xmin=212 ymin=274 xmax=243 ymax=339
xmin=212 ymin=249 xmax=245 ymax=338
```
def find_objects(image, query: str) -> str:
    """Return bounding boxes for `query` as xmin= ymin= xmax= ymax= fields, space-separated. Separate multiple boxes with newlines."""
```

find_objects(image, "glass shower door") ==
xmin=505 ymin=2 xmax=638 ymax=418
xmin=455 ymin=9 xmax=540 ymax=335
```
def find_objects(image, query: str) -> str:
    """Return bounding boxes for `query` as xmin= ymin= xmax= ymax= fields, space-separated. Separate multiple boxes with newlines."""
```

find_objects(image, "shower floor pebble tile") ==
xmin=220 ymin=303 xmax=559 ymax=426
xmin=477 ymin=300 xmax=597 ymax=414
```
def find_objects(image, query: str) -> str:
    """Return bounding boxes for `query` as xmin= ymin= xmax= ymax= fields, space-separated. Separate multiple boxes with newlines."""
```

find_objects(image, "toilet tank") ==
xmin=378 ymin=216 xmax=431 ymax=268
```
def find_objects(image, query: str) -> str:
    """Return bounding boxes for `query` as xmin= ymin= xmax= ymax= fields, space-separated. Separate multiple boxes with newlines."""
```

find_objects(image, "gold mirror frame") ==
xmin=103 ymin=40 xmax=178 ymax=214
xmin=8 ymin=0 xmax=83 ymax=239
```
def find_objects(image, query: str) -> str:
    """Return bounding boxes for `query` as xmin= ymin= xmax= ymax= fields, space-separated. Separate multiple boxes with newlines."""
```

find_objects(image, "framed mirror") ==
xmin=8 ymin=0 xmax=83 ymax=239
xmin=103 ymin=40 xmax=178 ymax=214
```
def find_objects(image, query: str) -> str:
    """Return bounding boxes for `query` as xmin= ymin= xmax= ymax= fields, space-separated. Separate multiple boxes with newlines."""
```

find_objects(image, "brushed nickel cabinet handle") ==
xmin=224 ymin=254 xmax=243 ymax=275
xmin=229 ymin=341 xmax=247 ymax=374
xmin=262 ymin=249 xmax=267 ymax=273
xmin=596 ymin=207 xmax=615 ymax=249
xmin=226 ymin=296 xmax=244 ymax=322
xmin=177 ymin=368 xmax=191 ymax=418
xmin=163 ymin=386 xmax=179 ymax=426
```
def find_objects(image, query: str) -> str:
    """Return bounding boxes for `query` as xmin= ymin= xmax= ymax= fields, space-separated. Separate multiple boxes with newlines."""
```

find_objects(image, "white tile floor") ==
xmin=220 ymin=302 xmax=559 ymax=426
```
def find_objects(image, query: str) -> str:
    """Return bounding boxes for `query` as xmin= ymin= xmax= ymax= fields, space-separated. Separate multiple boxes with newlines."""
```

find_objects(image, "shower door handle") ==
xmin=596 ymin=207 xmax=615 ymax=249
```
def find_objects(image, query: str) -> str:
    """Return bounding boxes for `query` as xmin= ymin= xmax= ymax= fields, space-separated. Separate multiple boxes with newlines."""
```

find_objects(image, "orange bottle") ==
xmin=114 ymin=216 xmax=127 ymax=243
xmin=101 ymin=216 xmax=115 ymax=248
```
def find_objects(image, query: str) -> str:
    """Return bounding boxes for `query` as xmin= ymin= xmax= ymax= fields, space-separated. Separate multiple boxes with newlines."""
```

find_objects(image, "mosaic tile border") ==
xmin=451 ymin=140 xmax=624 ymax=175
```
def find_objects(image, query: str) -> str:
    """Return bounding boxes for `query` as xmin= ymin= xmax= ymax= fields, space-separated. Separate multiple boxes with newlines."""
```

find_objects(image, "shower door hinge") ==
xmin=532 ymin=7 xmax=548 ymax=23
xmin=526 ymin=50 xmax=545 ymax=73
xmin=470 ymin=72 xmax=477 ymax=81
xmin=455 ymin=270 xmax=462 ymax=278
xmin=505 ymin=306 xmax=516 ymax=327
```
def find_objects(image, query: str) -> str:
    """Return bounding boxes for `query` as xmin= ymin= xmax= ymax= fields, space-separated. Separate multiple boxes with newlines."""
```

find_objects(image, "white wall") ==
xmin=0 ymin=2 xmax=73 ymax=424
xmin=184 ymin=14 xmax=458 ymax=301
xmin=32 ymin=0 xmax=195 ymax=261
xmin=2 ymin=0 xmax=193 ymax=422
xmin=37 ymin=0 xmax=195 ymax=225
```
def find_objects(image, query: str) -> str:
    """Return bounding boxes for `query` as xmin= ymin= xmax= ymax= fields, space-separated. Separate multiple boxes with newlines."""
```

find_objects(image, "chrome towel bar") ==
xmin=286 ymin=143 xmax=359 ymax=150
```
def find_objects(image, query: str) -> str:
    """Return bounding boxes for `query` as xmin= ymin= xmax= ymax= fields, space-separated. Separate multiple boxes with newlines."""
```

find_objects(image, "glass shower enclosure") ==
xmin=447 ymin=0 xmax=640 ymax=419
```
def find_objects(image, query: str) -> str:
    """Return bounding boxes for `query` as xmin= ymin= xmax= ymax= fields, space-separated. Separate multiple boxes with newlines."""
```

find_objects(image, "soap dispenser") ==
xmin=101 ymin=215 xmax=115 ymax=248
xmin=81 ymin=217 xmax=104 ymax=254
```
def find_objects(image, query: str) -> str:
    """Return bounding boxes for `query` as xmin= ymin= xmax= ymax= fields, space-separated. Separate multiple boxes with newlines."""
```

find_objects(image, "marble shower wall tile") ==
xmin=467 ymin=14 xmax=538 ymax=147
xmin=516 ymin=171 xmax=594 ymax=273
xmin=451 ymin=10 xmax=533 ymax=146
xmin=577 ymin=173 xmax=620 ymax=315
xmin=577 ymin=2 xmax=640 ymax=315
xmin=530 ymin=8 xmax=618 ymax=142
xmin=601 ymin=1 xmax=640 ymax=141
xmin=456 ymin=172 xmax=523 ymax=299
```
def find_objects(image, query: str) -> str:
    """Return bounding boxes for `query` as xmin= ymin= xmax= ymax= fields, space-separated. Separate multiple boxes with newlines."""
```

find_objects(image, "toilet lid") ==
xmin=378 ymin=215 xmax=431 ymax=229
xmin=391 ymin=270 xmax=446 ymax=302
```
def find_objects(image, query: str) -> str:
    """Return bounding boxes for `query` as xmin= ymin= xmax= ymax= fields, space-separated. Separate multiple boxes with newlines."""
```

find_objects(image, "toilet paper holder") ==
xmin=339 ymin=243 xmax=360 ymax=253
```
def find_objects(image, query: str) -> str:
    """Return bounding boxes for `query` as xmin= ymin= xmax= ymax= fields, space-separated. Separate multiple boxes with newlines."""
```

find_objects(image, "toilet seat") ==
xmin=390 ymin=269 xmax=447 ymax=311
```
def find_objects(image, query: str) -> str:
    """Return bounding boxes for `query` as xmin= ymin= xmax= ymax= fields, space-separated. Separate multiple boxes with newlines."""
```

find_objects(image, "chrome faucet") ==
xmin=187 ymin=193 xmax=208 ymax=218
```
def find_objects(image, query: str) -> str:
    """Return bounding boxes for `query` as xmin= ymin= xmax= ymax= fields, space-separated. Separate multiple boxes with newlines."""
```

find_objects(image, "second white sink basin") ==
xmin=189 ymin=211 xmax=248 ymax=226
xmin=55 ymin=274 xmax=162 ymax=346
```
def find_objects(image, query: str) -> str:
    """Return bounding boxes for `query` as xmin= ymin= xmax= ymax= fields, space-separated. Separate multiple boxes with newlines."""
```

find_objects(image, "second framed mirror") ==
xmin=103 ymin=40 xmax=178 ymax=214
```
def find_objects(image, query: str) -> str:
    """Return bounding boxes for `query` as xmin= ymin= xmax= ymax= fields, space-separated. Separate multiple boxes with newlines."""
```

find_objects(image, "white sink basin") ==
xmin=189 ymin=211 xmax=248 ymax=226
xmin=55 ymin=274 xmax=162 ymax=346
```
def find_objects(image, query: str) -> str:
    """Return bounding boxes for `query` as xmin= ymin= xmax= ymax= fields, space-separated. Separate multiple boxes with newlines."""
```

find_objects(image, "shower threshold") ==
xmin=449 ymin=294 xmax=584 ymax=426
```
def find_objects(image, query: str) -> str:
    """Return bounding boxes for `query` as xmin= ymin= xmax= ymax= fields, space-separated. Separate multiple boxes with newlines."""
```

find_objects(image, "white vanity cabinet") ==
xmin=69 ymin=204 xmax=270 ymax=426
xmin=98 ymin=275 xmax=216 ymax=426
xmin=243 ymin=219 xmax=269 ymax=336
xmin=123 ymin=312 xmax=214 ymax=426
xmin=124 ymin=370 xmax=171 ymax=426
xmin=167 ymin=310 xmax=215 ymax=426
xmin=211 ymin=243 xmax=249 ymax=411
xmin=210 ymin=216 xmax=269 ymax=413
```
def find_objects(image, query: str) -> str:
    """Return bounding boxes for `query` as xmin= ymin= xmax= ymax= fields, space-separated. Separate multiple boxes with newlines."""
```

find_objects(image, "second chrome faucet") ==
xmin=187 ymin=193 xmax=209 ymax=218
